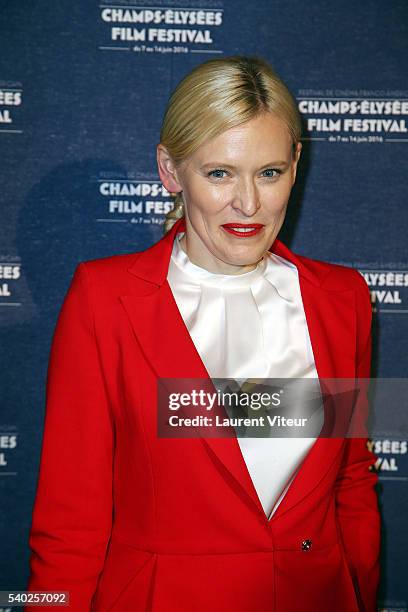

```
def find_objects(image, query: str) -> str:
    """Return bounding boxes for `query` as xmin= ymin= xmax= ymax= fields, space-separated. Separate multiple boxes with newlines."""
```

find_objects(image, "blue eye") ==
xmin=207 ymin=169 xmax=228 ymax=179
xmin=207 ymin=168 xmax=283 ymax=180
xmin=262 ymin=168 xmax=282 ymax=178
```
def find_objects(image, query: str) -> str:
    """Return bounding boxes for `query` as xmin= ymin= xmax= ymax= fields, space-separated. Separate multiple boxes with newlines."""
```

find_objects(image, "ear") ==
xmin=157 ymin=144 xmax=183 ymax=193
xmin=291 ymin=141 xmax=302 ymax=185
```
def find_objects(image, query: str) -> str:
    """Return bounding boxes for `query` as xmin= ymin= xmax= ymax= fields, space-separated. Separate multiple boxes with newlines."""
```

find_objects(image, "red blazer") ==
xmin=25 ymin=216 xmax=381 ymax=612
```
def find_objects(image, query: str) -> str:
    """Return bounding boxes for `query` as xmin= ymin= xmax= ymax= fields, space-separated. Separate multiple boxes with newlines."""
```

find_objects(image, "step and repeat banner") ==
xmin=1 ymin=1 xmax=407 ymax=609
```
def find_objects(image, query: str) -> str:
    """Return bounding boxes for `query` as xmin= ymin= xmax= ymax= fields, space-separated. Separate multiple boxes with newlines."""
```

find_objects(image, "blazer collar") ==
xmin=127 ymin=216 xmax=324 ymax=289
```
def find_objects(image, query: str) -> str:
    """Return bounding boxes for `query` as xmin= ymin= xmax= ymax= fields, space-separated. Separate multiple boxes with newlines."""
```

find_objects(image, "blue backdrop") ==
xmin=1 ymin=2 xmax=407 ymax=609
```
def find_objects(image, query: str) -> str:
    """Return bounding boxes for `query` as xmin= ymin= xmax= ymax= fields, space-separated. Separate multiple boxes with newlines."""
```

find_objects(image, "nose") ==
xmin=231 ymin=177 xmax=261 ymax=216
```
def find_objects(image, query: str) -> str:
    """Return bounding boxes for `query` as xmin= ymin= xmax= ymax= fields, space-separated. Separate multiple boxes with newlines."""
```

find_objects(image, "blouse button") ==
xmin=301 ymin=539 xmax=312 ymax=551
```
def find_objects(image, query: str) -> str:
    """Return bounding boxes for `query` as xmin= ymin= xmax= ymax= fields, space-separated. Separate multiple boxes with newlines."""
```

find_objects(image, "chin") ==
xmin=222 ymin=241 xmax=268 ymax=258
xmin=223 ymin=251 xmax=263 ymax=267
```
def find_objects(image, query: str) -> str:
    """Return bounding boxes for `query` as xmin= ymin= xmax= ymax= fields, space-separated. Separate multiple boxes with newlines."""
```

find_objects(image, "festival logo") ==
xmin=0 ymin=427 xmax=18 ymax=477
xmin=297 ymin=89 xmax=408 ymax=144
xmin=369 ymin=438 xmax=408 ymax=479
xmin=0 ymin=260 xmax=21 ymax=302
xmin=0 ymin=81 xmax=23 ymax=134
xmin=96 ymin=171 xmax=174 ymax=226
xmin=358 ymin=268 xmax=408 ymax=314
xmin=99 ymin=2 xmax=224 ymax=56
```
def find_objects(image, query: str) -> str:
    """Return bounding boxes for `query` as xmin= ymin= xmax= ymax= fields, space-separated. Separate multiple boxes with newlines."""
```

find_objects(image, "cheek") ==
xmin=187 ymin=184 xmax=228 ymax=217
xmin=260 ymin=184 xmax=291 ymax=212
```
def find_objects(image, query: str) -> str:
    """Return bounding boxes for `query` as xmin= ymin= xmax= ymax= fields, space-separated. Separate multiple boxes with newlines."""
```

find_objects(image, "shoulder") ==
xmin=297 ymin=251 xmax=367 ymax=293
xmin=295 ymin=249 xmax=371 ymax=312
xmin=80 ymin=251 xmax=141 ymax=273
xmin=78 ymin=250 xmax=141 ymax=276
xmin=296 ymin=251 xmax=373 ymax=369
xmin=66 ymin=251 xmax=143 ymax=298
xmin=293 ymin=250 xmax=372 ymax=356
xmin=274 ymin=238 xmax=368 ymax=294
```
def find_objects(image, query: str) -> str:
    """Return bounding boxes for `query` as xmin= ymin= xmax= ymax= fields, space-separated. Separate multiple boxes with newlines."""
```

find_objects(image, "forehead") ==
xmin=192 ymin=113 xmax=292 ymax=164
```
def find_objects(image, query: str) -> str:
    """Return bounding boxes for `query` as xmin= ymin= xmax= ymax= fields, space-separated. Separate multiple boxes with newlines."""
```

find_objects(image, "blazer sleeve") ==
xmin=25 ymin=263 xmax=114 ymax=611
xmin=334 ymin=271 xmax=381 ymax=612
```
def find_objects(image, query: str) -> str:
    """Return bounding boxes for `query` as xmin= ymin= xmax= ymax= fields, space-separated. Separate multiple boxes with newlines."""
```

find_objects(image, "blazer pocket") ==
xmin=91 ymin=538 xmax=157 ymax=612
xmin=274 ymin=541 xmax=360 ymax=612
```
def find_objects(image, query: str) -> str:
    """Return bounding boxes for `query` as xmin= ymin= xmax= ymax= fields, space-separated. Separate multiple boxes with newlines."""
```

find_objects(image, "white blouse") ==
xmin=167 ymin=231 xmax=323 ymax=519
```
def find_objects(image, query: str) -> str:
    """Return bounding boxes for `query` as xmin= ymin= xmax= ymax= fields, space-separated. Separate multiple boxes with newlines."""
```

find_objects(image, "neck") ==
xmin=178 ymin=232 xmax=264 ymax=275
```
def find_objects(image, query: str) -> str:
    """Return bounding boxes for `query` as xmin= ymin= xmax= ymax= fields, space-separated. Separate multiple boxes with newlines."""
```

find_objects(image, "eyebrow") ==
xmin=200 ymin=161 xmax=289 ymax=170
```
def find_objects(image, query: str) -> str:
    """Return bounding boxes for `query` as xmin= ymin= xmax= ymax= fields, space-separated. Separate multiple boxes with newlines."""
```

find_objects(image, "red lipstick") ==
xmin=221 ymin=223 xmax=264 ymax=237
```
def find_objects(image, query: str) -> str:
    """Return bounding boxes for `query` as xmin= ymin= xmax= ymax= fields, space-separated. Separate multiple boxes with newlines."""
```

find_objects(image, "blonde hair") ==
xmin=160 ymin=55 xmax=302 ymax=234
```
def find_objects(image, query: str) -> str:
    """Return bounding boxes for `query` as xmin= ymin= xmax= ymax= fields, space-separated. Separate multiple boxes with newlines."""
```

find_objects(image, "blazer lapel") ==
xmin=119 ymin=217 xmax=357 ymax=523
xmin=119 ymin=222 xmax=266 ymax=517
xmin=268 ymin=240 xmax=356 ymax=520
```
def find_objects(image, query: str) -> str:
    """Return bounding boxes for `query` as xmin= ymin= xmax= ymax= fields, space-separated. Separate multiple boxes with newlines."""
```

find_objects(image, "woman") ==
xmin=26 ymin=56 xmax=380 ymax=611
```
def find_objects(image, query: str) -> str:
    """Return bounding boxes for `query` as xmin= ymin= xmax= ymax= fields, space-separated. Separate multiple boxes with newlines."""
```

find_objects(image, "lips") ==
xmin=221 ymin=223 xmax=264 ymax=237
